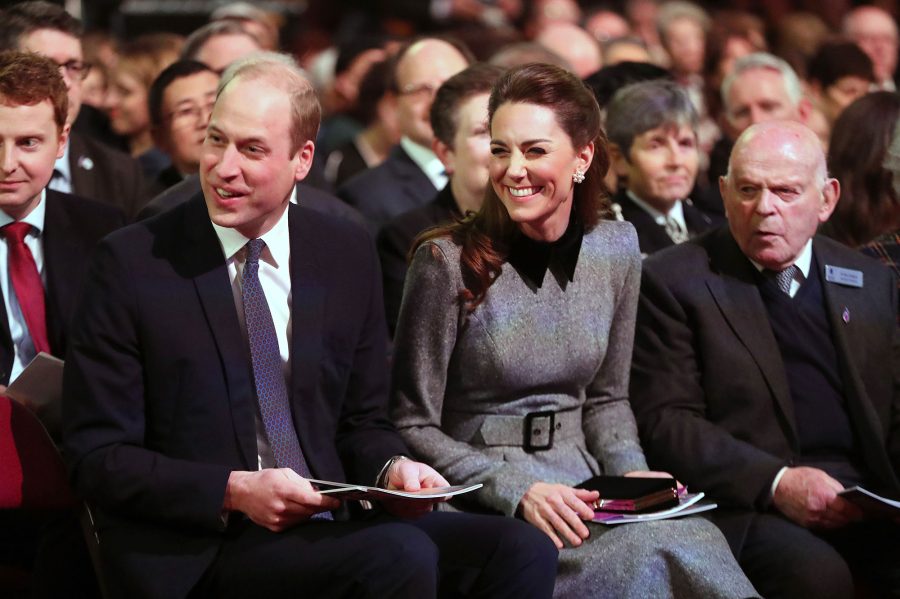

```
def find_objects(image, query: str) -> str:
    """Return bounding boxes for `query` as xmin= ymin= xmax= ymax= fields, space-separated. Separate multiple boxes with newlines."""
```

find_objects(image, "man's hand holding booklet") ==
xmin=578 ymin=475 xmax=717 ymax=525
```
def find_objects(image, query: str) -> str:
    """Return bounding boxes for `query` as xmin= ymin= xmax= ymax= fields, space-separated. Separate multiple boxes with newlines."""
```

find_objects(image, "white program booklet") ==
xmin=6 ymin=352 xmax=64 ymax=408
xmin=592 ymin=492 xmax=717 ymax=525
xmin=309 ymin=479 xmax=482 ymax=502
xmin=838 ymin=486 xmax=900 ymax=517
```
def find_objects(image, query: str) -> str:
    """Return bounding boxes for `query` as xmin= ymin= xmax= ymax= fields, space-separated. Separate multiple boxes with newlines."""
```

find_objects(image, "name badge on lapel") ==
xmin=825 ymin=265 xmax=863 ymax=288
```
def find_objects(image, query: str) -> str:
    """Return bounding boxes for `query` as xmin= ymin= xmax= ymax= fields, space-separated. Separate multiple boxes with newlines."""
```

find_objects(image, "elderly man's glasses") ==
xmin=54 ymin=60 xmax=92 ymax=81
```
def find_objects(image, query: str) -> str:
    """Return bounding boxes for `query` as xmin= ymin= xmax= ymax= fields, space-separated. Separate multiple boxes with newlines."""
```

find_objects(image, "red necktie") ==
xmin=2 ymin=223 xmax=50 ymax=355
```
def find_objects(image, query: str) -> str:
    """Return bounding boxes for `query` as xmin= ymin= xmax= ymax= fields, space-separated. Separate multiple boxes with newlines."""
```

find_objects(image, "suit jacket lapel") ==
xmin=67 ymin=134 xmax=97 ymax=200
xmin=815 ymin=239 xmax=900 ymax=490
xmin=181 ymin=196 xmax=258 ymax=469
xmin=390 ymin=147 xmax=438 ymax=213
xmin=42 ymin=191 xmax=82 ymax=355
xmin=707 ymin=230 xmax=798 ymax=444
xmin=287 ymin=205 xmax=326 ymax=471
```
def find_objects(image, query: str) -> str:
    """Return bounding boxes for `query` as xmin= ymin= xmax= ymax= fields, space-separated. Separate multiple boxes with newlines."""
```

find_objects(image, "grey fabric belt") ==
xmin=445 ymin=408 xmax=582 ymax=451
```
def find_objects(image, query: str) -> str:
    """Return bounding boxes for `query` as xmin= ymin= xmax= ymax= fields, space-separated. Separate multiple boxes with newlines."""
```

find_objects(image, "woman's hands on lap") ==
xmin=518 ymin=482 xmax=600 ymax=549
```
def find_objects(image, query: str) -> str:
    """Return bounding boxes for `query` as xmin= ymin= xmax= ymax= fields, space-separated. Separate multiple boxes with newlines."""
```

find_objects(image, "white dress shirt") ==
xmin=626 ymin=190 xmax=688 ymax=234
xmin=400 ymin=136 xmax=448 ymax=191
xmin=0 ymin=191 xmax=48 ymax=382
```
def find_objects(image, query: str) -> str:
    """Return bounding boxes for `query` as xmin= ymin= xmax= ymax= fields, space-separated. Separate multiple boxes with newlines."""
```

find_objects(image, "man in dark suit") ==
xmin=378 ymin=64 xmax=501 ymax=335
xmin=630 ymin=121 xmax=900 ymax=598
xmin=338 ymin=37 xmax=470 ymax=232
xmin=63 ymin=53 xmax=556 ymax=599
xmin=0 ymin=50 xmax=124 ymax=599
xmin=606 ymin=79 xmax=721 ymax=256
xmin=1 ymin=1 xmax=146 ymax=219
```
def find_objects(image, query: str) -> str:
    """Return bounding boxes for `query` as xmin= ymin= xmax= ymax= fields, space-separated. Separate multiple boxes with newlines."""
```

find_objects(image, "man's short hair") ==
xmin=430 ymin=63 xmax=503 ymax=147
xmin=721 ymin=52 xmax=803 ymax=110
xmin=656 ymin=1 xmax=710 ymax=44
xmin=807 ymin=40 xmax=875 ymax=89
xmin=386 ymin=36 xmax=474 ymax=93
xmin=181 ymin=21 xmax=259 ymax=62
xmin=218 ymin=51 xmax=319 ymax=155
xmin=0 ymin=1 xmax=83 ymax=51
xmin=605 ymin=79 xmax=698 ymax=157
xmin=148 ymin=59 xmax=215 ymax=129
xmin=0 ymin=50 xmax=68 ymax=131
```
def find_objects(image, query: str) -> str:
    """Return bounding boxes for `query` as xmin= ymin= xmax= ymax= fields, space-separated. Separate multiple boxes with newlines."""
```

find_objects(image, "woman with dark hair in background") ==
xmin=823 ymin=91 xmax=900 ymax=249
xmin=391 ymin=63 xmax=757 ymax=598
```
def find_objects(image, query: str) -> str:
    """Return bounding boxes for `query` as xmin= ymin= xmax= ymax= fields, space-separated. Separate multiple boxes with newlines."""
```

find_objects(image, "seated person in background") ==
xmin=806 ymin=40 xmax=875 ymax=145
xmin=0 ymin=1 xmax=146 ymax=219
xmin=606 ymin=79 xmax=721 ymax=256
xmin=378 ymin=63 xmax=502 ymax=336
xmin=391 ymin=62 xmax=757 ymax=599
xmin=630 ymin=120 xmax=900 ymax=599
xmin=105 ymin=33 xmax=183 ymax=182
xmin=0 ymin=49 xmax=124 ymax=599
xmin=180 ymin=20 xmax=261 ymax=76
xmin=62 ymin=52 xmax=557 ymax=599
xmin=144 ymin=60 xmax=218 ymax=199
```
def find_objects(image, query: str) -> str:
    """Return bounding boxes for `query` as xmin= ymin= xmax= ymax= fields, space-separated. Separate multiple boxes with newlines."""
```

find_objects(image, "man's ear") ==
xmin=818 ymin=177 xmax=840 ymax=222
xmin=56 ymin=123 xmax=70 ymax=160
xmin=432 ymin=138 xmax=455 ymax=176
xmin=608 ymin=142 xmax=629 ymax=177
xmin=292 ymin=139 xmax=315 ymax=182
xmin=796 ymin=96 xmax=814 ymax=125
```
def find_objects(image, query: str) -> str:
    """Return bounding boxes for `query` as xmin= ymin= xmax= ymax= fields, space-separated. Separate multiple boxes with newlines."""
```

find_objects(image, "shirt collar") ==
xmin=0 ymin=188 xmax=47 ymax=233
xmin=54 ymin=142 xmax=72 ymax=185
xmin=626 ymin=189 xmax=686 ymax=227
xmin=507 ymin=216 xmax=584 ymax=289
xmin=400 ymin=136 xmax=447 ymax=191
xmin=748 ymin=238 xmax=813 ymax=279
xmin=211 ymin=200 xmax=291 ymax=268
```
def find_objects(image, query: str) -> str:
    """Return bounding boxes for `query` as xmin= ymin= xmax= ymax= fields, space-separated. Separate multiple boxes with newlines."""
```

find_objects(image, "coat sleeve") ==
xmin=390 ymin=241 xmax=540 ymax=516
xmin=62 ymin=239 xmax=232 ymax=531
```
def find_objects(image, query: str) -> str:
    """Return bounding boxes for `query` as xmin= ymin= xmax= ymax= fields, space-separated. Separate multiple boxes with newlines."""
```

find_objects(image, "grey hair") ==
xmin=656 ymin=1 xmax=711 ymax=42
xmin=181 ymin=20 xmax=259 ymax=62
xmin=218 ymin=51 xmax=320 ymax=152
xmin=721 ymin=52 xmax=803 ymax=113
xmin=605 ymin=79 xmax=698 ymax=157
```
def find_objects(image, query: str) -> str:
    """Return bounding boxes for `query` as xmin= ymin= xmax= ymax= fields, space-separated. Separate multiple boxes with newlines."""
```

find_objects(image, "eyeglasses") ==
xmin=165 ymin=100 xmax=216 ymax=128
xmin=398 ymin=81 xmax=439 ymax=99
xmin=54 ymin=60 xmax=92 ymax=81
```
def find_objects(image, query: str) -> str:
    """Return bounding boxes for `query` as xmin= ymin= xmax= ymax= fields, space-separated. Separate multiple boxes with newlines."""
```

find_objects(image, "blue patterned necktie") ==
xmin=242 ymin=239 xmax=313 ymax=477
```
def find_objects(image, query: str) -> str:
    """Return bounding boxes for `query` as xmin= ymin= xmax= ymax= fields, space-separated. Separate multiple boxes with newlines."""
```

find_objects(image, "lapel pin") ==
xmin=78 ymin=156 xmax=94 ymax=171
xmin=842 ymin=307 xmax=850 ymax=323
xmin=825 ymin=265 xmax=863 ymax=288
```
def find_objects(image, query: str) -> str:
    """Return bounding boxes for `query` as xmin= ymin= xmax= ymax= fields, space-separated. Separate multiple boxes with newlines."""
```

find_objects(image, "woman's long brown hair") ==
xmin=411 ymin=63 xmax=612 ymax=311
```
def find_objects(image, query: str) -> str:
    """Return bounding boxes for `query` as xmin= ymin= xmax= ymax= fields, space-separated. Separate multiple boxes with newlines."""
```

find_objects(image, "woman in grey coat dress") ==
xmin=390 ymin=64 xmax=758 ymax=599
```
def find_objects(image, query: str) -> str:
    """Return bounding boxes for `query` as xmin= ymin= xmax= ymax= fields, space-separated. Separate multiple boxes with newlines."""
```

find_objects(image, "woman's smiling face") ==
xmin=489 ymin=101 xmax=592 ymax=240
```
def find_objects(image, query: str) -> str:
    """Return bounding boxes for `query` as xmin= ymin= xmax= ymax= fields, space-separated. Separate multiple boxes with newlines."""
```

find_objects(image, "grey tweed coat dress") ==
xmin=391 ymin=220 xmax=758 ymax=599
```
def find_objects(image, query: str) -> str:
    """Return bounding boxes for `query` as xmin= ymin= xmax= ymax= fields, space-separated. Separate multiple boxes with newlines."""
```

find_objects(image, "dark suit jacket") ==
xmin=67 ymin=132 xmax=145 ymax=219
xmin=62 ymin=196 xmax=408 ymax=599
xmin=630 ymin=226 xmax=900 ymax=549
xmin=611 ymin=189 xmax=722 ymax=256
xmin=376 ymin=184 xmax=459 ymax=336
xmin=0 ymin=190 xmax=125 ymax=435
xmin=137 ymin=175 xmax=366 ymax=229
xmin=337 ymin=144 xmax=439 ymax=233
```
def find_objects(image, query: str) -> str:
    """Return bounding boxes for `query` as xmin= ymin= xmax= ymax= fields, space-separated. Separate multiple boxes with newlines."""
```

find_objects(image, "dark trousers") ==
xmin=192 ymin=511 xmax=558 ymax=599
xmin=737 ymin=513 xmax=900 ymax=599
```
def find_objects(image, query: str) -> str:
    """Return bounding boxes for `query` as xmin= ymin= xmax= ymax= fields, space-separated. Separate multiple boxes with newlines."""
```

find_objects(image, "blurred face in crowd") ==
xmin=0 ymin=98 xmax=68 ymax=220
xmin=614 ymin=123 xmax=699 ymax=212
xmin=489 ymin=102 xmax=593 ymax=241
xmin=585 ymin=10 xmax=630 ymax=42
xmin=201 ymin=75 xmax=313 ymax=239
xmin=196 ymin=33 xmax=262 ymax=75
xmin=394 ymin=40 xmax=468 ymax=148
xmin=815 ymin=76 xmax=872 ymax=126
xmin=435 ymin=92 xmax=491 ymax=214
xmin=106 ymin=69 xmax=150 ymax=138
xmin=725 ymin=67 xmax=802 ymax=138
xmin=664 ymin=17 xmax=705 ymax=77
xmin=722 ymin=122 xmax=838 ymax=271
xmin=157 ymin=70 xmax=219 ymax=174
xmin=845 ymin=7 xmax=899 ymax=84
xmin=19 ymin=28 xmax=84 ymax=126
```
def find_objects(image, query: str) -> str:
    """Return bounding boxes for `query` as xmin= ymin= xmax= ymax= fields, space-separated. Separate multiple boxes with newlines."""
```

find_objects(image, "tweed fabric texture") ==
xmin=391 ymin=220 xmax=757 ymax=598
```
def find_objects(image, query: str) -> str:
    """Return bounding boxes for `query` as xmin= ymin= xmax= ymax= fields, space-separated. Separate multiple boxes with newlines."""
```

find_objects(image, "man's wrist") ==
xmin=376 ymin=455 xmax=409 ymax=487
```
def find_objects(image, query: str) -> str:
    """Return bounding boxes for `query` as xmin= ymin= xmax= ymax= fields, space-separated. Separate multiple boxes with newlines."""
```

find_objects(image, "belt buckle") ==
xmin=524 ymin=411 xmax=555 ymax=452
